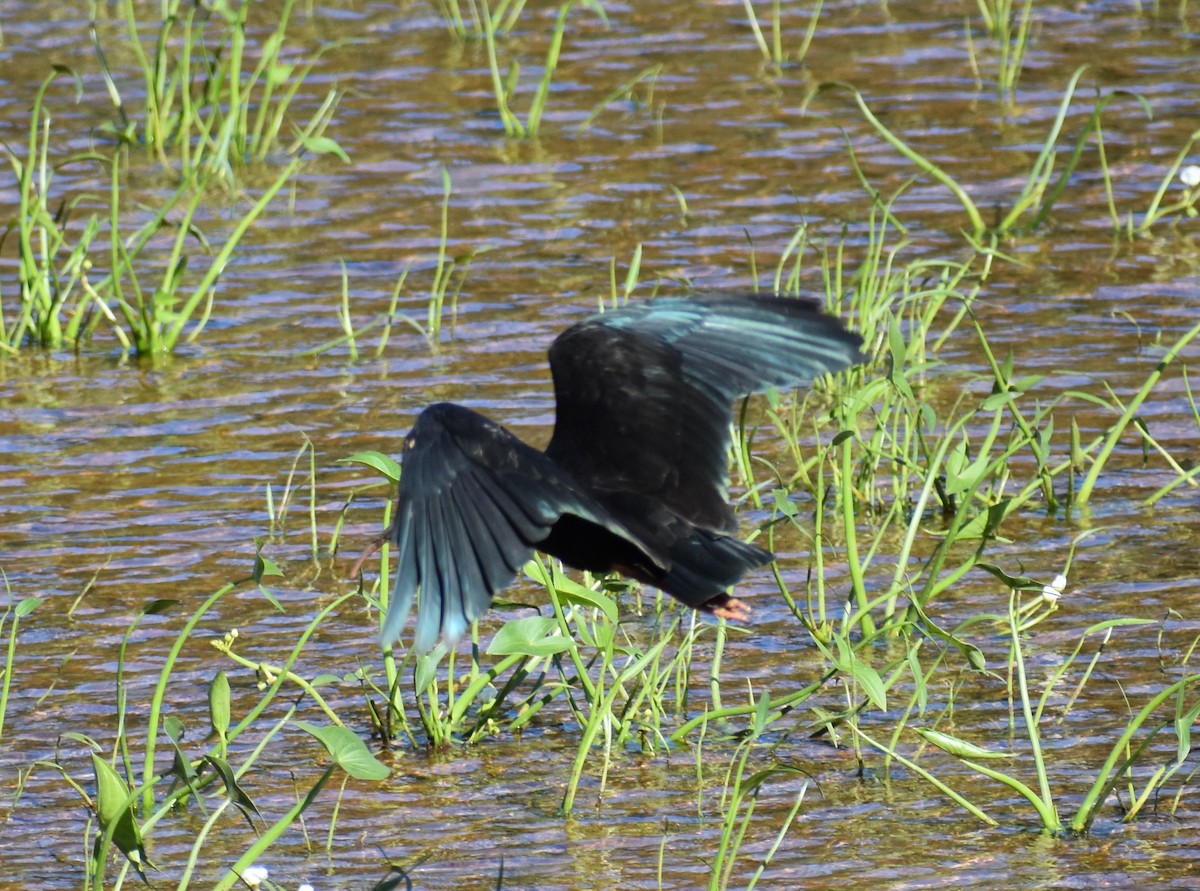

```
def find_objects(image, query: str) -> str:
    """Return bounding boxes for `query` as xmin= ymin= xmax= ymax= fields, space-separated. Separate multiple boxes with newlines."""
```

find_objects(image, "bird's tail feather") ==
xmin=661 ymin=531 xmax=772 ymax=610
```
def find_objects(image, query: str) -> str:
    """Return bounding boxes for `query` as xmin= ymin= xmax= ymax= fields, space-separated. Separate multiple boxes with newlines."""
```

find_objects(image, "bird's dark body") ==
xmin=379 ymin=292 xmax=866 ymax=651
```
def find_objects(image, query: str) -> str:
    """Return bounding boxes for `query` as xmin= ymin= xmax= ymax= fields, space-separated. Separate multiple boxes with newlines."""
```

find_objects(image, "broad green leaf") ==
xmin=91 ymin=755 xmax=148 ymax=869
xmin=164 ymin=715 xmax=185 ymax=744
xmin=294 ymin=721 xmax=390 ymax=781
xmin=62 ymin=731 xmax=101 ymax=751
xmin=252 ymin=538 xmax=284 ymax=584
xmin=487 ymin=615 xmax=572 ymax=657
xmin=770 ymin=488 xmax=798 ymax=518
xmin=414 ymin=645 xmax=447 ymax=692
xmin=907 ymin=599 xmax=986 ymax=671
xmin=341 ymin=450 xmax=401 ymax=483
xmin=915 ymin=726 xmax=1016 ymax=760
xmin=204 ymin=755 xmax=261 ymax=821
xmin=551 ymin=576 xmax=618 ymax=625
xmin=834 ymin=637 xmax=886 ymax=711
xmin=141 ymin=598 xmax=178 ymax=616
xmin=210 ymin=671 xmax=231 ymax=738
xmin=977 ymin=562 xmax=1043 ymax=591
xmin=15 ymin=596 xmax=42 ymax=618
xmin=296 ymin=131 xmax=351 ymax=164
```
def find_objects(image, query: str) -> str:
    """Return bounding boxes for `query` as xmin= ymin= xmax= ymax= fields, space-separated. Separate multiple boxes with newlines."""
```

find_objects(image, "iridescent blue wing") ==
xmin=545 ymin=293 xmax=864 ymax=532
xmin=381 ymin=402 xmax=653 ymax=651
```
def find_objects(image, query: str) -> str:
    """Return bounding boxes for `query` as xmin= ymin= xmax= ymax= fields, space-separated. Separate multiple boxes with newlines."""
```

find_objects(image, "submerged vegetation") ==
xmin=2 ymin=0 xmax=1199 ymax=888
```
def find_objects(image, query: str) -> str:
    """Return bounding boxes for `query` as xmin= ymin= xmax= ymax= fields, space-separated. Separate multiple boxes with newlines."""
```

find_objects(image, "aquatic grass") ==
xmin=93 ymin=0 xmax=343 ymax=178
xmin=482 ymin=0 xmax=609 ymax=139
xmin=1068 ymin=316 xmax=1200 ymax=507
xmin=0 ymin=585 xmax=41 ymax=743
xmin=306 ymin=170 xmax=484 ymax=357
xmin=740 ymin=0 xmax=824 ymax=69
xmin=807 ymin=68 xmax=1150 ymax=241
xmin=0 ymin=68 xmax=106 ymax=352
xmin=97 ymin=153 xmax=306 ymax=354
xmin=1137 ymin=131 xmax=1200 ymax=233
xmin=972 ymin=0 xmax=1037 ymax=103
xmin=898 ymin=576 xmax=1200 ymax=832
xmin=426 ymin=167 xmax=468 ymax=342
xmin=263 ymin=434 xmax=321 ymax=560
xmin=23 ymin=543 xmax=390 ymax=889
xmin=577 ymin=63 xmax=664 ymax=134
xmin=703 ymin=741 xmax=810 ymax=891
xmin=1 ymin=77 xmax=331 ymax=353
xmin=430 ymin=0 xmax=530 ymax=40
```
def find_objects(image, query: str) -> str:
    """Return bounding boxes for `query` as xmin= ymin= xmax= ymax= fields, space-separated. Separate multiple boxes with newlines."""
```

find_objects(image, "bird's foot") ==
xmin=712 ymin=597 xmax=751 ymax=623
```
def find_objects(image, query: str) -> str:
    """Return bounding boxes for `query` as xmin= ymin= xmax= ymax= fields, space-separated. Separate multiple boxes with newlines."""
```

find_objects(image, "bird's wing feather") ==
xmin=545 ymin=293 xmax=864 ymax=532
xmin=382 ymin=402 xmax=653 ymax=651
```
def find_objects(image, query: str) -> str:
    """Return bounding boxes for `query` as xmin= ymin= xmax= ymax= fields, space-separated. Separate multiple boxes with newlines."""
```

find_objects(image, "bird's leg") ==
xmin=350 ymin=531 xmax=388 ymax=578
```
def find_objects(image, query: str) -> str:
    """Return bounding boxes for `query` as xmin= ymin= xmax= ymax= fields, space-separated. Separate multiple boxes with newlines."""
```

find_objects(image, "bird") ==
xmin=371 ymin=292 xmax=866 ymax=652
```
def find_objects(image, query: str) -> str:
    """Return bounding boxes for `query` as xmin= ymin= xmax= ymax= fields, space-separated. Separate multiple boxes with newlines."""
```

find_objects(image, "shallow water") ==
xmin=2 ymin=1 xmax=1200 ymax=888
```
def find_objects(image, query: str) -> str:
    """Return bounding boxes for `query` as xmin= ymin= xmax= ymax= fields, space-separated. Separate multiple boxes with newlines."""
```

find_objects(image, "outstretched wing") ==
xmin=381 ymin=402 xmax=655 ymax=651
xmin=545 ymin=293 xmax=864 ymax=533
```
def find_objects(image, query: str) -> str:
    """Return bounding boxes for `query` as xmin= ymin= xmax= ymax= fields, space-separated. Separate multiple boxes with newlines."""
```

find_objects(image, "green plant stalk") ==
xmin=839 ymin=427 xmax=874 ymax=634
xmin=1008 ymin=589 xmax=1061 ymax=829
xmin=996 ymin=0 xmax=1035 ymax=100
xmin=968 ymin=312 xmax=1056 ymax=507
xmin=120 ymin=0 xmax=164 ymax=150
xmin=1138 ymin=128 xmax=1200 ymax=233
xmin=836 ymin=84 xmax=987 ymax=237
xmin=212 ymin=764 xmax=336 ymax=891
xmin=177 ymin=798 xmax=233 ymax=890
xmin=526 ymin=1 xmax=573 ymax=136
xmin=795 ymin=0 xmax=824 ymax=64
xmin=671 ymin=667 xmax=837 ymax=741
xmin=576 ymin=63 xmax=662 ymax=133
xmin=213 ymin=647 xmax=345 ymax=726
xmin=853 ymin=724 xmax=998 ymax=825
xmin=744 ymin=781 xmax=807 ymax=890
xmin=172 ymin=706 xmax=296 ymax=889
xmin=0 ymin=596 xmax=37 ymax=741
xmin=220 ymin=589 xmax=361 ymax=746
xmin=710 ymin=745 xmax=754 ymax=891
xmin=248 ymin=0 xmax=296 ymax=154
xmin=1076 ymin=318 xmax=1200 ymax=504
xmin=562 ymin=634 xmax=671 ymax=815
xmin=140 ymin=579 xmax=240 ymax=813
xmin=1070 ymin=674 xmax=1200 ymax=831
xmin=481 ymin=0 xmax=523 ymax=137
xmin=544 ymin=565 xmax=599 ymax=705
xmin=1026 ymin=87 xmax=1149 ymax=233
xmin=12 ymin=72 xmax=64 ymax=347
xmin=996 ymin=65 xmax=1090 ymax=234
xmin=160 ymin=158 xmax=301 ymax=350
xmin=740 ymin=0 xmax=772 ymax=61
xmin=429 ymin=167 xmax=453 ymax=339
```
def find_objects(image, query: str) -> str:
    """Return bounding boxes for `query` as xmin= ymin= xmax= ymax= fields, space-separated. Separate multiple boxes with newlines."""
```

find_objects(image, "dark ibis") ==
xmin=373 ymin=292 xmax=865 ymax=651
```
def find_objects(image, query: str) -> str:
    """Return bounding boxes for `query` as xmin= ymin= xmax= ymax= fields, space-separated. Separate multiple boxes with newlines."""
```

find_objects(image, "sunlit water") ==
xmin=2 ymin=1 xmax=1199 ymax=888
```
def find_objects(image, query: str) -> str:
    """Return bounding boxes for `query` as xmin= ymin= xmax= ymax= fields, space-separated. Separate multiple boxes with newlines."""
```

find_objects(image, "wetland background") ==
xmin=2 ymin=0 xmax=1200 ymax=888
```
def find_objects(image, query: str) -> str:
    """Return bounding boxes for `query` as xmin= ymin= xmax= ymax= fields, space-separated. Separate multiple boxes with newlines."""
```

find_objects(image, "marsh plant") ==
xmin=1 ymin=73 xmax=344 ymax=354
xmin=30 ymin=547 xmax=388 ymax=889
xmin=92 ymin=0 xmax=343 ymax=178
